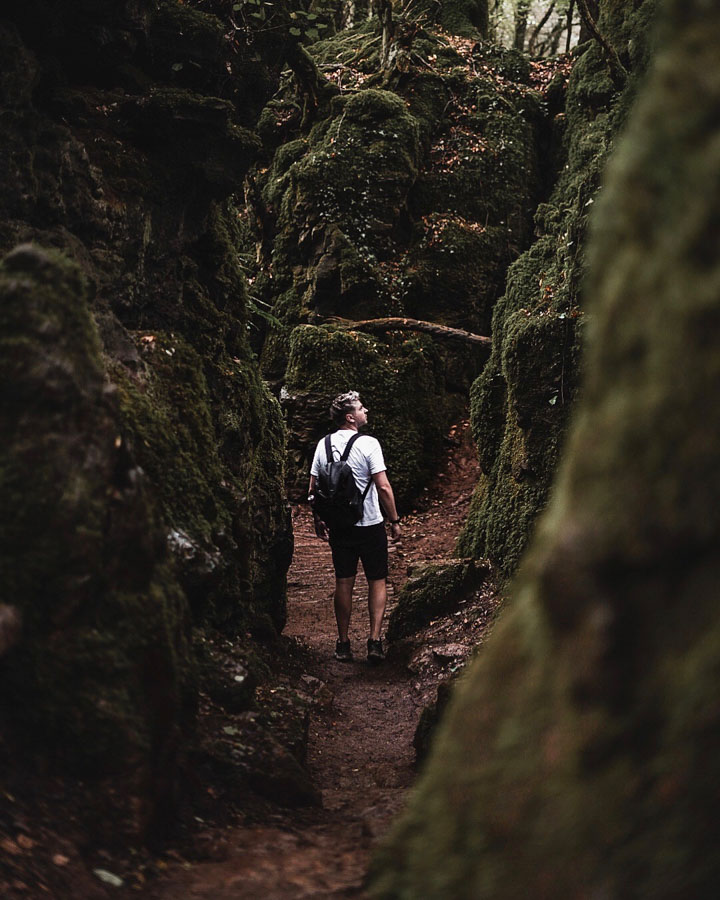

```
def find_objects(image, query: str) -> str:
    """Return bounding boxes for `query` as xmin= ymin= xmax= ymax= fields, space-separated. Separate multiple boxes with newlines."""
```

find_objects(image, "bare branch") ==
xmin=565 ymin=0 xmax=575 ymax=54
xmin=324 ymin=316 xmax=492 ymax=349
xmin=528 ymin=0 xmax=557 ymax=56
xmin=576 ymin=0 xmax=628 ymax=88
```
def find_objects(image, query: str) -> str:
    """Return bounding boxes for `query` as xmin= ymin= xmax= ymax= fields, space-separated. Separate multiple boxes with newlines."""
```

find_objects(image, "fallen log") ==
xmin=324 ymin=316 xmax=492 ymax=349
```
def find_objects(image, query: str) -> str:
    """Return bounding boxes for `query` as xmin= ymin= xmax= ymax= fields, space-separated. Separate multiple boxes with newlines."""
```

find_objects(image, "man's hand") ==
xmin=313 ymin=512 xmax=329 ymax=542
xmin=389 ymin=521 xmax=401 ymax=540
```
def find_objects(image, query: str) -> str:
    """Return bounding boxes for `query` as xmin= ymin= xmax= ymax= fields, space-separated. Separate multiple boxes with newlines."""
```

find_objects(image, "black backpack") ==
xmin=313 ymin=433 xmax=372 ymax=530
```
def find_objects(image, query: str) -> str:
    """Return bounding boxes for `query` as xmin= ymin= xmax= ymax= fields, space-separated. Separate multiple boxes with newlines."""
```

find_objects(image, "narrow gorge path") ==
xmin=145 ymin=422 xmax=480 ymax=899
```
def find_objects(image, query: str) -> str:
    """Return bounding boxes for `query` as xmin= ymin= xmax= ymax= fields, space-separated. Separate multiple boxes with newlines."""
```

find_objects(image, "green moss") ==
xmin=273 ymin=88 xmax=421 ymax=256
xmin=247 ymin=18 xmax=544 ymax=509
xmin=113 ymin=335 xmax=229 ymax=544
xmin=151 ymin=0 xmax=226 ymax=81
xmin=387 ymin=559 xmax=489 ymax=640
xmin=401 ymin=71 xmax=452 ymax=146
xmin=409 ymin=0 xmax=489 ymax=39
xmin=257 ymin=100 xmax=303 ymax=152
xmin=458 ymin=1 xmax=657 ymax=580
xmin=371 ymin=2 xmax=720 ymax=895
xmin=0 ymin=245 xmax=194 ymax=778
xmin=402 ymin=219 xmax=515 ymax=334
xmin=283 ymin=325 xmax=453 ymax=505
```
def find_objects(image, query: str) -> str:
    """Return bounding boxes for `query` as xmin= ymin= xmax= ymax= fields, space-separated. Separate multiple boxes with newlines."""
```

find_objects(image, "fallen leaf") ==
xmin=1 ymin=838 xmax=22 ymax=855
xmin=53 ymin=854 xmax=70 ymax=866
xmin=93 ymin=869 xmax=124 ymax=888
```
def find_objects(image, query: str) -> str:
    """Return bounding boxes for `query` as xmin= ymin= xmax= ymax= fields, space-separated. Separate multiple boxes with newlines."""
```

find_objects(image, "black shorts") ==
xmin=329 ymin=523 xmax=388 ymax=581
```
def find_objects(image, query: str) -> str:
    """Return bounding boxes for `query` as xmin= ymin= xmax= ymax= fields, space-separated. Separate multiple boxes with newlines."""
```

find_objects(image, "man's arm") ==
xmin=372 ymin=471 xmax=401 ymax=538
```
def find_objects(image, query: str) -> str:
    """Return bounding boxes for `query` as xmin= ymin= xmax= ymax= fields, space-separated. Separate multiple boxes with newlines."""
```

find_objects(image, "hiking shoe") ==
xmin=334 ymin=640 xmax=353 ymax=662
xmin=367 ymin=638 xmax=385 ymax=665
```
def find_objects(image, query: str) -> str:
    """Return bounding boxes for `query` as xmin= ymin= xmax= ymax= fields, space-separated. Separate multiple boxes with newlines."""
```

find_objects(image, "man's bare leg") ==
xmin=368 ymin=578 xmax=387 ymax=641
xmin=334 ymin=576 xmax=355 ymax=641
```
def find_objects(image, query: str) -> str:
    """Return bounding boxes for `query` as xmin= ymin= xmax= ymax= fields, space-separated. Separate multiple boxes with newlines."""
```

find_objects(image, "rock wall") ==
xmin=371 ymin=0 xmax=720 ymax=894
xmin=458 ymin=0 xmax=658 ymax=576
xmin=244 ymin=19 xmax=544 ymax=504
xmin=0 ymin=1 xmax=292 ymax=832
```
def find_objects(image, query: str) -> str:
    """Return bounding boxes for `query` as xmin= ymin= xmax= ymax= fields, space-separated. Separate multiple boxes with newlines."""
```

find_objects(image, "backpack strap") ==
xmin=340 ymin=432 xmax=363 ymax=461
xmin=341 ymin=433 xmax=373 ymax=502
xmin=324 ymin=433 xmax=333 ymax=463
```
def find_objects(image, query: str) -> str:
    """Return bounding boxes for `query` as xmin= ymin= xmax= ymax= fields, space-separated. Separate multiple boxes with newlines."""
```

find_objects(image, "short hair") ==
xmin=330 ymin=390 xmax=360 ymax=427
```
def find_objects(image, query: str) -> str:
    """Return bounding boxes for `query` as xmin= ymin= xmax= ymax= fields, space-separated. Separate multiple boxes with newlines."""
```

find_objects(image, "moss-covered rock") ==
xmin=387 ymin=559 xmax=490 ymax=640
xmin=211 ymin=712 xmax=321 ymax=808
xmin=282 ymin=324 xmax=461 ymax=505
xmin=246 ymin=21 xmax=544 ymax=502
xmin=458 ymin=0 xmax=659 ymax=578
xmin=0 ymin=0 xmax=294 ymax=829
xmin=413 ymin=677 xmax=457 ymax=764
xmin=0 ymin=246 xmax=194 ymax=834
xmin=122 ymin=89 xmax=261 ymax=192
xmin=402 ymin=0 xmax=489 ymax=39
xmin=370 ymin=0 xmax=720 ymax=894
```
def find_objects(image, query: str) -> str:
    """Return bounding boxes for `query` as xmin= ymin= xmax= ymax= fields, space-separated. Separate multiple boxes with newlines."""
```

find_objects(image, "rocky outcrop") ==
xmin=387 ymin=558 xmax=490 ymax=640
xmin=0 ymin=1 xmax=292 ymax=834
xmin=0 ymin=246 xmax=195 ymax=837
xmin=244 ymin=21 xmax=545 ymax=503
xmin=370 ymin=0 xmax=720 ymax=894
xmin=458 ymin=0 xmax=658 ymax=577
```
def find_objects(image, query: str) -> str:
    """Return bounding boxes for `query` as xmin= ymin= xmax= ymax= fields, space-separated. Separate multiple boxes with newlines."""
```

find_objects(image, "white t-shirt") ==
xmin=310 ymin=430 xmax=386 ymax=527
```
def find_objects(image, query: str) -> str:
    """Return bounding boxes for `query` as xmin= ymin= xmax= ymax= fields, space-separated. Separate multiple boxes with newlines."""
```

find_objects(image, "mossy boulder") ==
xmin=458 ymin=0 xmax=658 ymax=578
xmin=247 ymin=22 xmax=543 ymax=503
xmin=408 ymin=0 xmax=489 ymax=39
xmin=0 ymin=246 xmax=194 ymax=833
xmin=371 ymin=0 xmax=720 ymax=894
xmin=0 ymin=1 xmax=294 ymax=827
xmin=123 ymin=89 xmax=261 ymax=192
xmin=282 ymin=324 xmax=460 ymax=505
xmin=401 ymin=219 xmax=516 ymax=334
xmin=273 ymin=87 xmax=422 ymax=268
xmin=387 ymin=559 xmax=490 ymax=640
xmin=211 ymin=712 xmax=321 ymax=808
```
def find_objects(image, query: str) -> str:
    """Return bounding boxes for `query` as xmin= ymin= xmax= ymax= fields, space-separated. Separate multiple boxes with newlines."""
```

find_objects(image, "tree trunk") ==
xmin=285 ymin=41 xmax=337 ymax=126
xmin=513 ymin=0 xmax=531 ymax=50
xmin=565 ymin=0 xmax=575 ymax=52
xmin=578 ymin=0 xmax=598 ymax=42
xmin=372 ymin=0 xmax=395 ymax=69
xmin=488 ymin=0 xmax=505 ymax=41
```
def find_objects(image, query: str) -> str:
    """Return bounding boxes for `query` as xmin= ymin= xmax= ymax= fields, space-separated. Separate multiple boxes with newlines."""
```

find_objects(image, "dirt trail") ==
xmin=144 ymin=421 xmax=480 ymax=899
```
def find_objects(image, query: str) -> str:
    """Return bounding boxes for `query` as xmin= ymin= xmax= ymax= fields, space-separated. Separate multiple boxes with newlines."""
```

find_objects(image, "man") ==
xmin=309 ymin=391 xmax=401 ymax=664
